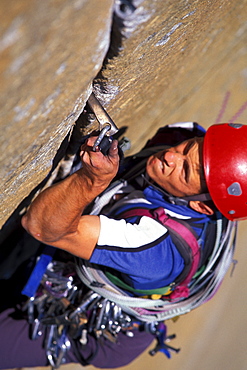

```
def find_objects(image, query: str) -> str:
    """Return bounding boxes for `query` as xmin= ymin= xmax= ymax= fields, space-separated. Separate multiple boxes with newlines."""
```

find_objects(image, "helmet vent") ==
xmin=229 ymin=123 xmax=242 ymax=129
xmin=227 ymin=182 xmax=242 ymax=196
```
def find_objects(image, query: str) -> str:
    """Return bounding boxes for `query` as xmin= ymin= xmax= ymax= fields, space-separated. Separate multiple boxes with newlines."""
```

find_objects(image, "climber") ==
xmin=0 ymin=121 xmax=246 ymax=368
xmin=21 ymin=122 xmax=246 ymax=295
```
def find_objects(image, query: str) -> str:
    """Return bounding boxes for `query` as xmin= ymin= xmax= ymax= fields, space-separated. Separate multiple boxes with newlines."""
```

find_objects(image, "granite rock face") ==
xmin=1 ymin=0 xmax=247 ymax=228
xmin=1 ymin=2 xmax=247 ymax=369
xmin=0 ymin=0 xmax=114 ymax=226
xmin=97 ymin=0 xmax=247 ymax=154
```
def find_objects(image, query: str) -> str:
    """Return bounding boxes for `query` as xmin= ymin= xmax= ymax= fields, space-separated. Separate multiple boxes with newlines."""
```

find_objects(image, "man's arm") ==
xmin=21 ymin=137 xmax=119 ymax=259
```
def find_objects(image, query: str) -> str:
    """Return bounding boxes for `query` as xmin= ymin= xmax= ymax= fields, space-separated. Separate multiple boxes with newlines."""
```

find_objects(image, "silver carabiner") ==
xmin=87 ymin=93 xmax=118 ymax=153
xmin=92 ymin=124 xmax=111 ymax=151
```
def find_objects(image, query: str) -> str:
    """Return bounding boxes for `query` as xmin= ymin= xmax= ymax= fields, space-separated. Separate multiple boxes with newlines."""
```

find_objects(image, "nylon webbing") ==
xmin=105 ymin=271 xmax=172 ymax=296
xmin=76 ymin=219 xmax=237 ymax=322
xmin=116 ymin=207 xmax=200 ymax=296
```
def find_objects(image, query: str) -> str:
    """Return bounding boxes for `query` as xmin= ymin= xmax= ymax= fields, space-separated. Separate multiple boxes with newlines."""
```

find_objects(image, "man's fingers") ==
xmin=108 ymin=139 xmax=119 ymax=159
xmin=86 ymin=136 xmax=98 ymax=147
xmin=81 ymin=137 xmax=119 ymax=158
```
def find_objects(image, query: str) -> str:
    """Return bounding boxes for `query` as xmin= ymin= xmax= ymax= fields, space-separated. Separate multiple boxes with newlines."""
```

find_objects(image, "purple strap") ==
xmin=119 ymin=207 xmax=200 ymax=300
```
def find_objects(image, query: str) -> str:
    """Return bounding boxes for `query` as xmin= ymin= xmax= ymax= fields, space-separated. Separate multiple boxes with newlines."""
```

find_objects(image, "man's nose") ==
xmin=164 ymin=151 xmax=184 ymax=167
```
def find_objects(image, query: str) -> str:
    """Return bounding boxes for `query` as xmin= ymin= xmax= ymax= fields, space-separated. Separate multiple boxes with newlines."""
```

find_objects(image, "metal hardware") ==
xmin=87 ymin=93 xmax=118 ymax=152
xmin=69 ymin=291 xmax=100 ymax=320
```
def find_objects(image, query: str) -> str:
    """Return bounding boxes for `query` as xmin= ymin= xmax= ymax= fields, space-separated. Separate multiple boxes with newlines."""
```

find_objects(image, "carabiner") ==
xmin=92 ymin=124 xmax=111 ymax=152
xmin=87 ymin=93 xmax=119 ymax=154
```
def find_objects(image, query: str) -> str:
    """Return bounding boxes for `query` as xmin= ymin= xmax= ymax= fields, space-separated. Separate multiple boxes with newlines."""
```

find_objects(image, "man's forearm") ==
xmin=21 ymin=169 xmax=106 ymax=242
xmin=22 ymin=137 xmax=119 ymax=244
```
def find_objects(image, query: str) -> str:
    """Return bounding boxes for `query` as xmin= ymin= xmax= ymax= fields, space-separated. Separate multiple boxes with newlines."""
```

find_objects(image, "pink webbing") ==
xmin=120 ymin=207 xmax=200 ymax=300
xmin=153 ymin=208 xmax=200 ymax=285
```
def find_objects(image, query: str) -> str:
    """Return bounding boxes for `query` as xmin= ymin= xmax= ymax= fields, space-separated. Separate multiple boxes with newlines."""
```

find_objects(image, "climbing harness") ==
xmin=21 ymin=120 xmax=239 ymax=368
xmin=21 ymin=203 xmax=237 ymax=368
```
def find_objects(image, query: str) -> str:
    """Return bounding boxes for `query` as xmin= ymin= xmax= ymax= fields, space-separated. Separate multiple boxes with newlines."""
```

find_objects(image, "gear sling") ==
xmin=21 ymin=122 xmax=238 ymax=367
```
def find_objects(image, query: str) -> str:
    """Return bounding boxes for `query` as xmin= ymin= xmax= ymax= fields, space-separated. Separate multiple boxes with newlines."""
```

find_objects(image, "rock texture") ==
xmin=1 ymin=0 xmax=247 ymax=228
xmin=96 ymin=0 xmax=247 ymax=154
xmin=0 ymin=0 xmax=114 ymax=226
xmin=1 ymin=1 xmax=247 ymax=370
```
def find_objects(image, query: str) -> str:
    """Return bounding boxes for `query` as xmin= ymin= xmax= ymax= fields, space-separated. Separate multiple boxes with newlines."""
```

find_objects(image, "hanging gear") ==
xmin=203 ymin=123 xmax=247 ymax=221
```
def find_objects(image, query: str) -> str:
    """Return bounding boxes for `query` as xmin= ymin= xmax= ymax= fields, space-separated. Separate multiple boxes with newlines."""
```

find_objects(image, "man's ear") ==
xmin=189 ymin=201 xmax=214 ymax=215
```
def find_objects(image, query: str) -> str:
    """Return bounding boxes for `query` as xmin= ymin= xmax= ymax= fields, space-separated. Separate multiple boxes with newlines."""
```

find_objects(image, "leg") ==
xmin=0 ymin=308 xmax=48 ymax=369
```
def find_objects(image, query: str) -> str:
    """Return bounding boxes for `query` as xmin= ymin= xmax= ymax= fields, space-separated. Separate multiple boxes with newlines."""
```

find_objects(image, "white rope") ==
xmin=76 ymin=218 xmax=238 ymax=322
xmin=90 ymin=180 xmax=126 ymax=215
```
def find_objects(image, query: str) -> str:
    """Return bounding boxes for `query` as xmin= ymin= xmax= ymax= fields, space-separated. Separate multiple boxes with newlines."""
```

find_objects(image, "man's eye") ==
xmin=184 ymin=161 xmax=189 ymax=183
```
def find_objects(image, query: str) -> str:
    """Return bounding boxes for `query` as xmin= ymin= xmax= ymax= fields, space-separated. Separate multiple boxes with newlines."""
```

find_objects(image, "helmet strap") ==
xmin=141 ymin=173 xmax=211 ymax=206
xmin=168 ymin=192 xmax=212 ymax=206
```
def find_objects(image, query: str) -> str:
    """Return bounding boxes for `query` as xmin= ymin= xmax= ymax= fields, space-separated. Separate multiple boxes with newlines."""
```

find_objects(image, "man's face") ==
xmin=146 ymin=137 xmax=205 ymax=197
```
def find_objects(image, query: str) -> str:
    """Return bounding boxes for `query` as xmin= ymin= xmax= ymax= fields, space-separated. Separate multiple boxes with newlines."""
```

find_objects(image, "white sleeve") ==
xmin=98 ymin=214 xmax=167 ymax=249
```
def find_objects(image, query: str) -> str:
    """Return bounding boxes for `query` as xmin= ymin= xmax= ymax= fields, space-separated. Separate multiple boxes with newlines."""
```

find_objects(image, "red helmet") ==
xmin=203 ymin=123 xmax=247 ymax=221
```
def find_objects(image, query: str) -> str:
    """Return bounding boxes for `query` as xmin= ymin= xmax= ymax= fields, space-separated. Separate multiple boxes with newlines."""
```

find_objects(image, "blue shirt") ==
xmin=90 ymin=184 xmax=211 ymax=292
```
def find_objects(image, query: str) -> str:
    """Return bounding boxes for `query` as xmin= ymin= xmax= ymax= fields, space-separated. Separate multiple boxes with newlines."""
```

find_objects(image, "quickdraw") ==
xmin=22 ymin=258 xmax=179 ymax=368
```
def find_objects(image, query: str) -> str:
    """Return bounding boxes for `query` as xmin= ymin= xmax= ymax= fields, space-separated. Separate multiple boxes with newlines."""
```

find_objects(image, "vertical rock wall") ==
xmin=0 ymin=0 xmax=114 ymax=226
xmin=1 ymin=0 xmax=247 ymax=228
xmin=1 ymin=0 xmax=247 ymax=227
xmin=96 ymin=0 xmax=247 ymax=154
xmin=1 ymin=1 xmax=247 ymax=370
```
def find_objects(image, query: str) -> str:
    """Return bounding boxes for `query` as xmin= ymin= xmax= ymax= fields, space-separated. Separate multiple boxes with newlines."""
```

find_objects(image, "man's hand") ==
xmin=21 ymin=136 xmax=120 ymax=259
xmin=79 ymin=136 xmax=119 ymax=189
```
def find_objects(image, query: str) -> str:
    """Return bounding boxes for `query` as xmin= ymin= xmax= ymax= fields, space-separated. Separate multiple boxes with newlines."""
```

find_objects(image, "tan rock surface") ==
xmin=96 ymin=0 xmax=247 ymax=154
xmin=1 ymin=0 xmax=247 ymax=369
xmin=0 ymin=0 xmax=114 ymax=227
xmin=1 ymin=0 xmax=247 ymax=227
